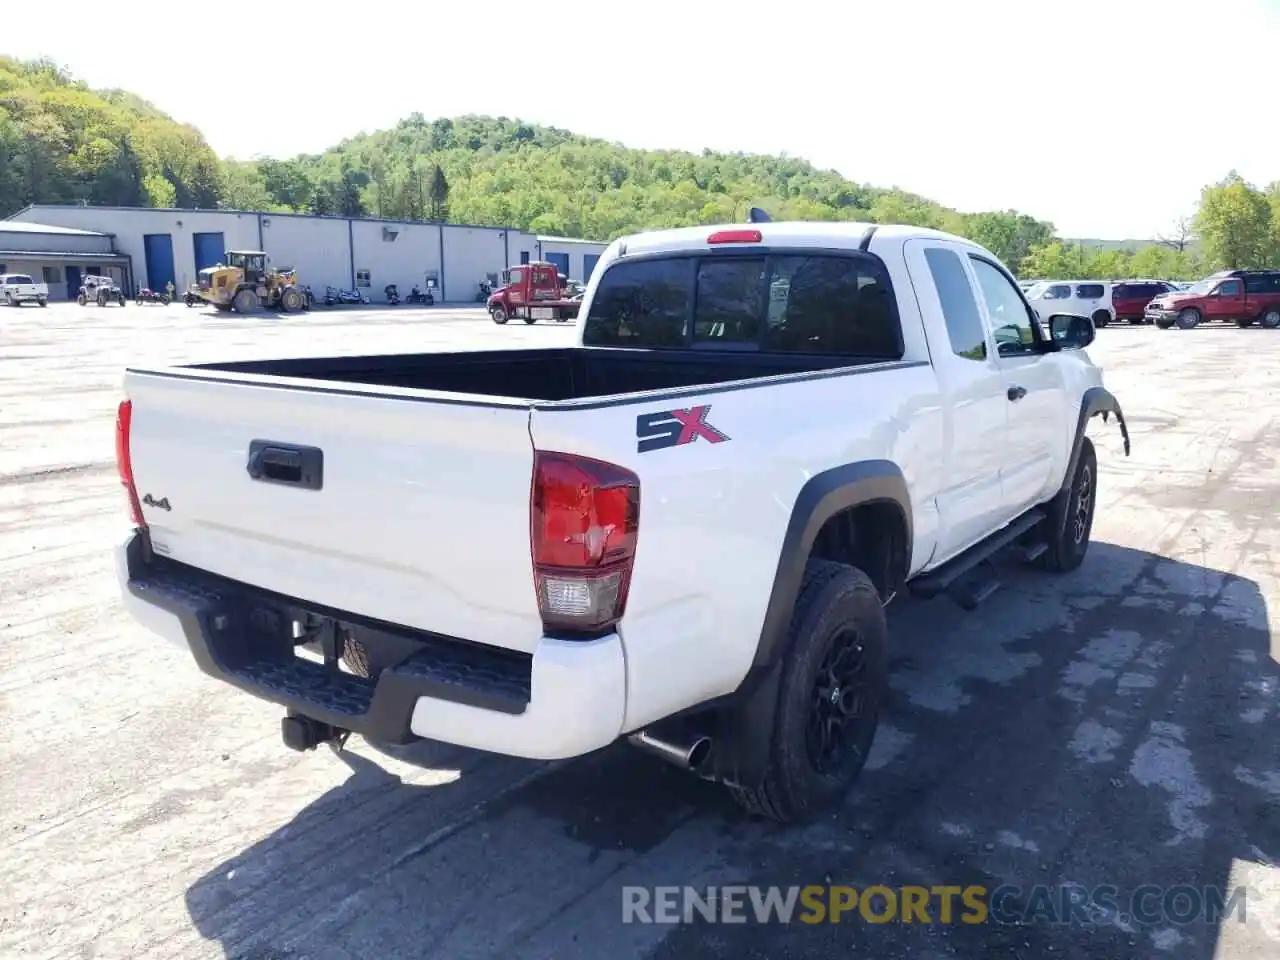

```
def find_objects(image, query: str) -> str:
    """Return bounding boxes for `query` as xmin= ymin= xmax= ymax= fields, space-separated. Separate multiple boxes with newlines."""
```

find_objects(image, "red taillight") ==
xmin=530 ymin=451 xmax=639 ymax=633
xmin=707 ymin=229 xmax=763 ymax=245
xmin=115 ymin=399 xmax=145 ymax=528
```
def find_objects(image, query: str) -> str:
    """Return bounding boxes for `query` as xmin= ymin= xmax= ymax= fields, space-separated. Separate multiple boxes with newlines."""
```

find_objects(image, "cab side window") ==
xmin=923 ymin=247 xmax=987 ymax=361
xmin=969 ymin=256 xmax=1037 ymax=357
xmin=1217 ymin=279 xmax=1242 ymax=296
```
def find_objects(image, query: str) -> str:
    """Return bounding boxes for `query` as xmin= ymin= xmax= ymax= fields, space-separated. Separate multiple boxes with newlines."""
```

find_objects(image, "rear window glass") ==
xmin=694 ymin=258 xmax=765 ymax=343
xmin=583 ymin=258 xmax=691 ymax=347
xmin=1245 ymin=274 xmax=1280 ymax=294
xmin=1076 ymin=283 xmax=1106 ymax=299
xmin=6 ymin=274 xmax=33 ymax=284
xmin=584 ymin=253 xmax=902 ymax=358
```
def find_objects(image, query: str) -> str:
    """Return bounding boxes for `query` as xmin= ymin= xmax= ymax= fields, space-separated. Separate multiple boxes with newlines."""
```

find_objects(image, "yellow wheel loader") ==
xmin=188 ymin=250 xmax=308 ymax=314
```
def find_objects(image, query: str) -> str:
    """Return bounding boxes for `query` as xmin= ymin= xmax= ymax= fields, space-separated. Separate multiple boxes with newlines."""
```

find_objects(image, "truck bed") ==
xmin=190 ymin=347 xmax=864 ymax=403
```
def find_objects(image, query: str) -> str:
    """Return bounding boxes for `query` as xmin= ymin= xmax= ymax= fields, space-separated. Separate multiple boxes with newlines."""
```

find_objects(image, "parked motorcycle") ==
xmin=406 ymin=285 xmax=435 ymax=305
xmin=323 ymin=286 xmax=339 ymax=306
xmin=475 ymin=279 xmax=495 ymax=302
xmin=135 ymin=287 xmax=170 ymax=306
xmin=385 ymin=283 xmax=401 ymax=305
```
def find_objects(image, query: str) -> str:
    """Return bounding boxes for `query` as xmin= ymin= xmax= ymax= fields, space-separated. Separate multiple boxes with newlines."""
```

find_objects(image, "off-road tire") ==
xmin=1039 ymin=436 xmax=1096 ymax=573
xmin=1259 ymin=307 xmax=1280 ymax=330
xmin=77 ymin=293 xmax=87 ymax=306
xmin=280 ymin=287 xmax=303 ymax=312
xmin=728 ymin=560 xmax=888 ymax=824
xmin=1176 ymin=307 xmax=1201 ymax=329
xmin=233 ymin=288 xmax=259 ymax=314
xmin=491 ymin=304 xmax=508 ymax=324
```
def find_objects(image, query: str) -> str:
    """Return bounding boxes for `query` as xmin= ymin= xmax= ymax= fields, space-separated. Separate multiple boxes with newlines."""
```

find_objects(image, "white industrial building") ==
xmin=3 ymin=204 xmax=608 ymax=303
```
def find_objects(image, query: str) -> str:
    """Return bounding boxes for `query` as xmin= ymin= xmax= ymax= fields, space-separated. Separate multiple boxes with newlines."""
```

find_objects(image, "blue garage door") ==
xmin=143 ymin=234 xmax=175 ymax=292
xmin=193 ymin=231 xmax=225 ymax=272
xmin=545 ymin=252 xmax=570 ymax=279
xmin=583 ymin=253 xmax=600 ymax=282
xmin=65 ymin=266 xmax=81 ymax=300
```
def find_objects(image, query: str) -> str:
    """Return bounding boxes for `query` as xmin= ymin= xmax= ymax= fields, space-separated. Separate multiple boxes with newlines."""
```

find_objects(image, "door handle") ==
xmin=1007 ymin=385 xmax=1027 ymax=402
xmin=247 ymin=440 xmax=324 ymax=490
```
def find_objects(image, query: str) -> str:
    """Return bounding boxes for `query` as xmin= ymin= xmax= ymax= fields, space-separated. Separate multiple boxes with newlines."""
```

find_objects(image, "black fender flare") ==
xmin=703 ymin=460 xmax=911 ymax=787
xmin=1062 ymin=387 xmax=1130 ymax=498
xmin=751 ymin=459 xmax=912 ymax=672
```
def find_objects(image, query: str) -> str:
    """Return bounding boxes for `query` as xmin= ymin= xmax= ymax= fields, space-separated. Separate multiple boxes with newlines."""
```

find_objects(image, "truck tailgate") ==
xmin=125 ymin=370 xmax=544 ymax=653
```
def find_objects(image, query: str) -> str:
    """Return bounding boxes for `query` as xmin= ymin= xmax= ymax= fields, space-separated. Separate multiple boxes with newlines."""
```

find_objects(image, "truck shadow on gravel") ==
xmin=184 ymin=542 xmax=1278 ymax=960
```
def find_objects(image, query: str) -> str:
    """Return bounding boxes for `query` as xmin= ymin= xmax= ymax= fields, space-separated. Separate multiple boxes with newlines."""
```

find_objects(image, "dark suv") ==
xmin=1111 ymin=280 xmax=1177 ymax=324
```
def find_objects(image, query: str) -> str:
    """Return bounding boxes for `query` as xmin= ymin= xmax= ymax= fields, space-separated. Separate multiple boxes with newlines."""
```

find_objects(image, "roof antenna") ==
xmin=747 ymin=207 xmax=772 ymax=223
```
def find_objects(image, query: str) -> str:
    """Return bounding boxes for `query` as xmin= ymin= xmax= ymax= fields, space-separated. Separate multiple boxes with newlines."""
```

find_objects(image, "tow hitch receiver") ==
xmin=281 ymin=712 xmax=350 ymax=752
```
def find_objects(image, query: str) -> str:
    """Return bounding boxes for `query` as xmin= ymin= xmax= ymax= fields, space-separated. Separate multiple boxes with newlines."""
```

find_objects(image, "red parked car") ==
xmin=1111 ymin=280 xmax=1177 ymax=324
xmin=1145 ymin=270 xmax=1280 ymax=329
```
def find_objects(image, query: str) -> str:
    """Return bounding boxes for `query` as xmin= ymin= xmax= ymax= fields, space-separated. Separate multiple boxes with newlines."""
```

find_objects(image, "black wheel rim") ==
xmin=1072 ymin=464 xmax=1093 ymax=545
xmin=807 ymin=629 xmax=871 ymax=776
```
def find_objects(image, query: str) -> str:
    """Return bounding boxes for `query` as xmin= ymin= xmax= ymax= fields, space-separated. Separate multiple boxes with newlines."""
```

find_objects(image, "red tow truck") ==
xmin=486 ymin=260 xmax=584 ymax=325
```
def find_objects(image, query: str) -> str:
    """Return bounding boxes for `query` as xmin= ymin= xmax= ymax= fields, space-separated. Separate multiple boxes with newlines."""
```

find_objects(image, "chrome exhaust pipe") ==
xmin=628 ymin=729 xmax=712 ymax=771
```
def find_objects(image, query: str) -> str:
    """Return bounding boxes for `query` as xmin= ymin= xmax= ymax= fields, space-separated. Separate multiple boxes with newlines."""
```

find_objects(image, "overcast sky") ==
xmin=18 ymin=0 xmax=1280 ymax=239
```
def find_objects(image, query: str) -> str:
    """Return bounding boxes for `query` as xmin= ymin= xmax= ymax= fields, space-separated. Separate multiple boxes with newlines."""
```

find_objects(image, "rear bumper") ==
xmin=115 ymin=532 xmax=627 ymax=760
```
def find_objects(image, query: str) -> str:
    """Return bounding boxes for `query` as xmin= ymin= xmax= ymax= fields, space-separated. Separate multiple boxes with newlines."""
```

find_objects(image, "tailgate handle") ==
xmin=247 ymin=440 xmax=324 ymax=490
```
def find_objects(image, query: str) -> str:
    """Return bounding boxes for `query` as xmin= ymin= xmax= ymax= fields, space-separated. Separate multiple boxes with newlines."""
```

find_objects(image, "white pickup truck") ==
xmin=1 ymin=273 xmax=49 ymax=307
xmin=114 ymin=220 xmax=1129 ymax=823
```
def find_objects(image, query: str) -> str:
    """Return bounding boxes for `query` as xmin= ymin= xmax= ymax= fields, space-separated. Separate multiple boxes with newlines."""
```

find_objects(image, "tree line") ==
xmin=3 ymin=56 xmax=1278 ymax=281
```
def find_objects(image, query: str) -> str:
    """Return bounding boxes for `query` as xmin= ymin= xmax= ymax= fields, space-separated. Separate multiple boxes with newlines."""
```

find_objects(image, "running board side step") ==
xmin=908 ymin=508 xmax=1048 ymax=605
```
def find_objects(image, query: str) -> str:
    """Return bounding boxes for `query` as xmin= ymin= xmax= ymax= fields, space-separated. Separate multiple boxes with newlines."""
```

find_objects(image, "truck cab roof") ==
xmin=609 ymin=220 xmax=982 ymax=259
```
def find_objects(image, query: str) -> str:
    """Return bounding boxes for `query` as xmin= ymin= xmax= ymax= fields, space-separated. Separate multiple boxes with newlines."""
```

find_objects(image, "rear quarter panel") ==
xmin=531 ymin=363 xmax=943 ymax=731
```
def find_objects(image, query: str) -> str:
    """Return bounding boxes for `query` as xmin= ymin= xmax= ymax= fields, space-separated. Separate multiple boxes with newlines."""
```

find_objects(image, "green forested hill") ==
xmin=0 ymin=57 xmax=223 ymax=212
xmin=0 ymin=57 xmax=1271 ymax=279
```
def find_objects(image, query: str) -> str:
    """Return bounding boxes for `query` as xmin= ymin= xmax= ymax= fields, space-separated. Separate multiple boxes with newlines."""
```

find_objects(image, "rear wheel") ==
xmin=1236 ymin=317 xmax=1254 ymax=328
xmin=728 ymin=560 xmax=888 ymax=824
xmin=1092 ymin=309 xmax=1110 ymax=328
xmin=523 ymin=313 xmax=537 ymax=325
xmin=37 ymin=298 xmax=47 ymax=308
xmin=490 ymin=304 xmax=508 ymax=324
xmin=1176 ymin=307 xmax=1201 ymax=329
xmin=232 ymin=288 xmax=259 ymax=314
xmin=1259 ymin=307 xmax=1280 ymax=329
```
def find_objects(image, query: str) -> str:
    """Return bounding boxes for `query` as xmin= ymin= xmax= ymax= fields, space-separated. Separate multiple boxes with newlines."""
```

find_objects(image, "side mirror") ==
xmin=1048 ymin=313 xmax=1095 ymax=349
